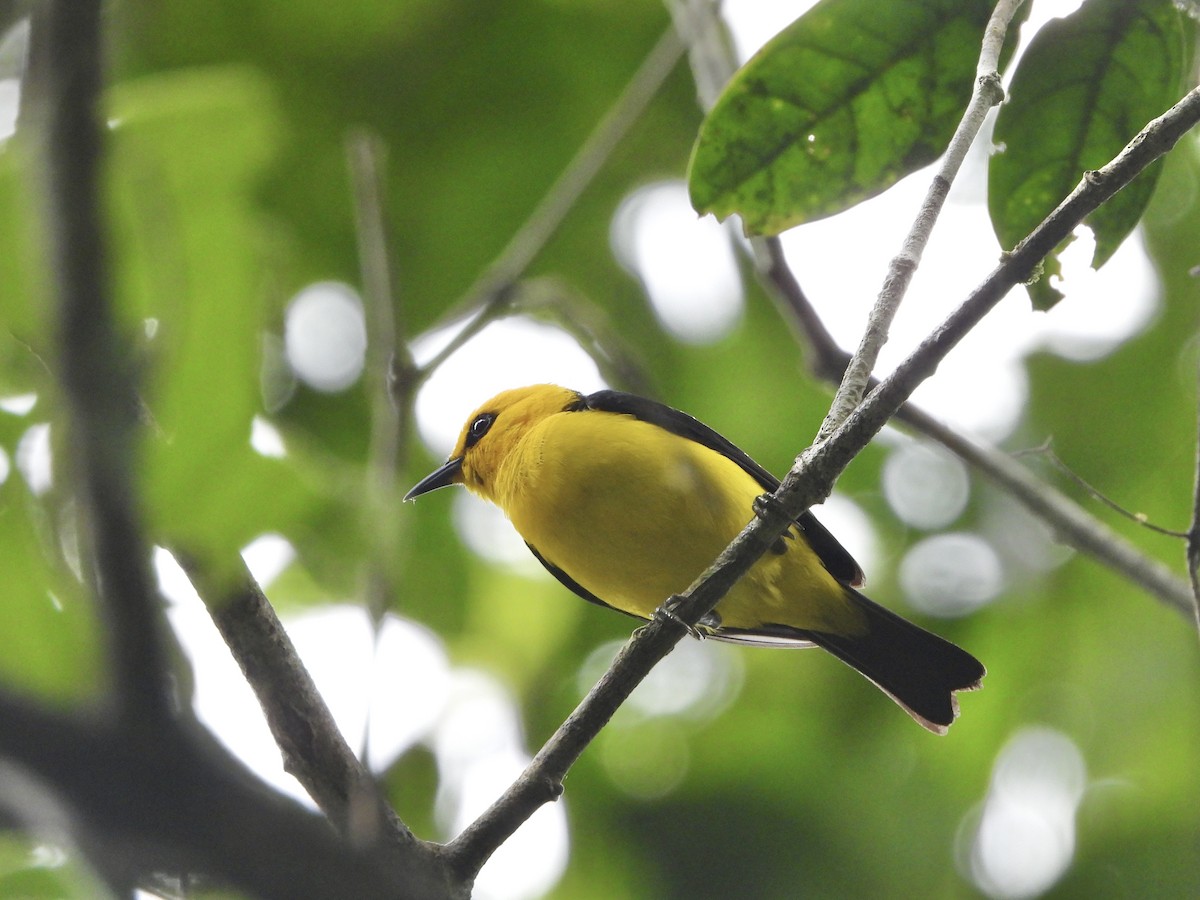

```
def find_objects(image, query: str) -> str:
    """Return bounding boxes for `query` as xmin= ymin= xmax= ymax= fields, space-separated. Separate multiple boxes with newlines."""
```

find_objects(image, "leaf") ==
xmin=0 ymin=475 xmax=101 ymax=702
xmin=687 ymin=0 xmax=1001 ymax=235
xmin=989 ymin=0 xmax=1188 ymax=309
xmin=103 ymin=68 xmax=306 ymax=569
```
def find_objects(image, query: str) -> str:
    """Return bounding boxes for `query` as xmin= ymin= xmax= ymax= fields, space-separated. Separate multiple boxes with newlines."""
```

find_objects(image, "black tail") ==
xmin=802 ymin=588 xmax=985 ymax=734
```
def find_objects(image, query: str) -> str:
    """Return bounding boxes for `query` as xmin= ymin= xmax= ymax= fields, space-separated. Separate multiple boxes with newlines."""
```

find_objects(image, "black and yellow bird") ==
xmin=406 ymin=384 xmax=984 ymax=733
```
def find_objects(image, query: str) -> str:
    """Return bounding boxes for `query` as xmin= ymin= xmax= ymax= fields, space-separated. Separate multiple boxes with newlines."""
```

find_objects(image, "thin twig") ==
xmin=347 ymin=129 xmax=410 ymax=622
xmin=413 ymin=21 xmax=687 ymax=383
xmin=348 ymin=130 xmax=411 ymax=547
xmin=346 ymin=129 xmax=415 ymax=775
xmin=1017 ymin=440 xmax=1188 ymax=539
xmin=817 ymin=0 xmax=1023 ymax=440
xmin=444 ymin=79 xmax=1200 ymax=882
xmin=909 ymin=412 xmax=1194 ymax=615
xmin=30 ymin=0 xmax=174 ymax=730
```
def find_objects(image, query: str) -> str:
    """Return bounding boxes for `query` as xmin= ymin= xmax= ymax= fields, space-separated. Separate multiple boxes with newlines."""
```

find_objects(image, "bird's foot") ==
xmin=654 ymin=595 xmax=707 ymax=640
xmin=754 ymin=493 xmax=796 ymax=554
xmin=752 ymin=492 xmax=788 ymax=521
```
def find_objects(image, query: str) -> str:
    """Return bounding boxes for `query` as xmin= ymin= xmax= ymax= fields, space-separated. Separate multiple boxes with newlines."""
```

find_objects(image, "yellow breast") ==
xmin=494 ymin=408 xmax=860 ymax=634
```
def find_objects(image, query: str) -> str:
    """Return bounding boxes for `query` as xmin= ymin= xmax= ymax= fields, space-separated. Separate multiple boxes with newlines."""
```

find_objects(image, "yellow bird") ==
xmin=406 ymin=385 xmax=983 ymax=733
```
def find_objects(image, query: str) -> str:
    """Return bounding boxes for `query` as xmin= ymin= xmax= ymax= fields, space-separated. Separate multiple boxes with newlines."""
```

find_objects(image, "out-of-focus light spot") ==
xmin=981 ymin=493 xmax=1073 ymax=577
xmin=452 ymin=489 xmax=540 ymax=572
xmin=16 ymin=423 xmax=51 ymax=495
xmin=883 ymin=441 xmax=970 ymax=530
xmin=908 ymin=351 xmax=1029 ymax=443
xmin=241 ymin=533 xmax=296 ymax=589
xmin=284 ymin=281 xmax=367 ymax=393
xmin=288 ymin=606 xmax=450 ymax=773
xmin=0 ymin=394 xmax=37 ymax=415
xmin=577 ymin=640 xmax=741 ymax=799
xmin=810 ymin=494 xmax=879 ymax=579
xmin=899 ymin=532 xmax=1003 ymax=617
xmin=250 ymin=415 xmax=286 ymax=458
xmin=963 ymin=726 xmax=1087 ymax=899
xmin=600 ymin=719 xmax=690 ymax=800
xmin=433 ymin=670 xmax=568 ymax=900
xmin=611 ymin=181 xmax=743 ymax=344
xmin=0 ymin=79 xmax=17 ymax=142
xmin=260 ymin=333 xmax=297 ymax=412
xmin=29 ymin=844 xmax=68 ymax=868
xmin=143 ymin=317 xmax=159 ymax=339
xmin=432 ymin=671 xmax=523 ymax=773
xmin=411 ymin=316 xmax=605 ymax=457
xmin=1032 ymin=230 xmax=1158 ymax=361
xmin=578 ymin=638 xmax=742 ymax=722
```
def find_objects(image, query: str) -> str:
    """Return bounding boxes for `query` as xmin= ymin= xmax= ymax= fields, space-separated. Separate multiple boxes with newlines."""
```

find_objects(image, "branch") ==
xmin=1019 ymin=441 xmax=1188 ymax=538
xmin=0 ymin=690 xmax=448 ymax=899
xmin=817 ymin=0 xmax=1022 ymax=440
xmin=444 ymin=75 xmax=1200 ymax=885
xmin=753 ymin=236 xmax=1195 ymax=616
xmin=29 ymin=1 xmax=173 ymax=728
xmin=180 ymin=555 xmax=427 ymax=859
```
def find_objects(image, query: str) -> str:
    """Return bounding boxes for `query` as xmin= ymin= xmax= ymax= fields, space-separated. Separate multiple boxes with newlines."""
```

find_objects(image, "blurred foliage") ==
xmin=0 ymin=0 xmax=1199 ymax=898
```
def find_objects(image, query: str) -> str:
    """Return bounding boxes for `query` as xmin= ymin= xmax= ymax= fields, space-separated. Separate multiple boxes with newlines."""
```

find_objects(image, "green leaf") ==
xmin=989 ymin=0 xmax=1188 ymax=309
xmin=0 ymin=475 xmax=102 ymax=702
xmin=687 ymin=0 xmax=1000 ymax=235
xmin=102 ymin=68 xmax=299 ymax=567
xmin=0 ymin=141 xmax=52 ymax=370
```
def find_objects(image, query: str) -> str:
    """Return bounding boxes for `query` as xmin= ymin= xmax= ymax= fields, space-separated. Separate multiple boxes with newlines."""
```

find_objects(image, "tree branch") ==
xmin=0 ymin=689 xmax=446 ymax=899
xmin=29 ymin=0 xmax=174 ymax=731
xmin=444 ymin=76 xmax=1200 ymax=885
xmin=180 ymin=555 xmax=426 ymax=857
xmin=752 ymin=236 xmax=1195 ymax=616
xmin=817 ymin=0 xmax=1022 ymax=439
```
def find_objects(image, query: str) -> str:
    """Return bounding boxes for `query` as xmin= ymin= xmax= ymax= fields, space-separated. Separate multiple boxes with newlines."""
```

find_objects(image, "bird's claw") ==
xmin=753 ymin=492 xmax=787 ymax=521
xmin=654 ymin=595 xmax=706 ymax=640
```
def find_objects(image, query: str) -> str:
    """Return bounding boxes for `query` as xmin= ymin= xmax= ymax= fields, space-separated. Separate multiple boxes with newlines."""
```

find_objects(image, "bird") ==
xmin=405 ymin=384 xmax=984 ymax=733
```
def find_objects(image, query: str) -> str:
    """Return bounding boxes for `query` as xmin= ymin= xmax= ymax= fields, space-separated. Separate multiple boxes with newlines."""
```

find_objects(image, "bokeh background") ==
xmin=1 ymin=1 xmax=1198 ymax=897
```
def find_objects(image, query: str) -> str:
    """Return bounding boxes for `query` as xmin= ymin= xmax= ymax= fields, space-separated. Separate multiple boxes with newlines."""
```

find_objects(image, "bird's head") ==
xmin=404 ymin=383 xmax=583 ymax=505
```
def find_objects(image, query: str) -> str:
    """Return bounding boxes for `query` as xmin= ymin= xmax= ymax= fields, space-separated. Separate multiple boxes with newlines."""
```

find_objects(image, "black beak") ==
xmin=404 ymin=457 xmax=464 ymax=501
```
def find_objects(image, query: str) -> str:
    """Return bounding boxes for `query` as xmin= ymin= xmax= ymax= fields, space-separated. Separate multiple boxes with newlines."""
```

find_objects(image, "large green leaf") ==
xmin=989 ymin=0 xmax=1187 ymax=309
xmin=688 ymin=0 xmax=1001 ymax=235
xmin=104 ymin=68 xmax=311 ymax=572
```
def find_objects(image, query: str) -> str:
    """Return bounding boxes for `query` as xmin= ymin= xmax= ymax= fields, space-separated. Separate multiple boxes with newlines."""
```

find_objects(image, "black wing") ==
xmin=580 ymin=389 xmax=864 ymax=587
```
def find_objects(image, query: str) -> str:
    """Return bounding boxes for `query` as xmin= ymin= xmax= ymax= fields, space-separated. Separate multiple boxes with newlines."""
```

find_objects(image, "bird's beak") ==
xmin=404 ymin=457 xmax=464 ymax=501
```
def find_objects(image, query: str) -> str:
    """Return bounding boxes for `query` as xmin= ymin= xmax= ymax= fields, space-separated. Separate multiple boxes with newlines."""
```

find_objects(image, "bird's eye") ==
xmin=464 ymin=412 xmax=496 ymax=449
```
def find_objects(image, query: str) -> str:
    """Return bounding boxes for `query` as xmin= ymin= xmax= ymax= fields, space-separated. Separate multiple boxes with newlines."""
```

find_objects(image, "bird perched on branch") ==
xmin=406 ymin=384 xmax=984 ymax=733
